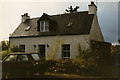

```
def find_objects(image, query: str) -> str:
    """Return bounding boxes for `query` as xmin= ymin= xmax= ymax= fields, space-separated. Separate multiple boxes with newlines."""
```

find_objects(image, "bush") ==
xmin=1 ymin=45 xmax=20 ymax=60
xmin=1 ymin=40 xmax=9 ymax=50
xmin=55 ymin=59 xmax=80 ymax=74
xmin=45 ymin=45 xmax=104 ymax=76
xmin=1 ymin=50 xmax=9 ymax=60
xmin=45 ymin=59 xmax=101 ymax=76
xmin=45 ymin=59 xmax=57 ymax=72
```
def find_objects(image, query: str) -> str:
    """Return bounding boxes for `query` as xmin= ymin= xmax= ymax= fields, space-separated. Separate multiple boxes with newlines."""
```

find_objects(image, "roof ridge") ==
xmin=29 ymin=11 xmax=89 ymax=19
xmin=51 ymin=11 xmax=88 ymax=16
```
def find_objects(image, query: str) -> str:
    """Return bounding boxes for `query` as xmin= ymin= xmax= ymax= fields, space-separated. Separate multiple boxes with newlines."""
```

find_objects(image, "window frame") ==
xmin=40 ymin=21 xmax=49 ymax=32
xmin=62 ymin=44 xmax=70 ymax=59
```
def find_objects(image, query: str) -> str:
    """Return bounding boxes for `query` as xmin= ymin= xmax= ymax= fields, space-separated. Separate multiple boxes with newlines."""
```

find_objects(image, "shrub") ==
xmin=45 ymin=45 xmax=105 ymax=76
xmin=55 ymin=59 xmax=77 ymax=74
xmin=1 ymin=45 xmax=20 ymax=60
xmin=74 ymin=45 xmax=101 ymax=75
xmin=45 ymin=59 xmax=57 ymax=72
xmin=1 ymin=40 xmax=9 ymax=50
xmin=1 ymin=50 xmax=9 ymax=60
xmin=45 ymin=58 xmax=103 ymax=76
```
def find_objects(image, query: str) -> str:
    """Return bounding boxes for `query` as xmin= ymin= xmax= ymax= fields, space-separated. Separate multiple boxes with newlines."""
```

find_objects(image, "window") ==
xmin=40 ymin=21 xmax=49 ymax=32
xmin=18 ymin=55 xmax=28 ymax=62
xmin=62 ymin=44 xmax=70 ymax=59
xmin=5 ymin=55 xmax=18 ymax=62
xmin=19 ymin=45 xmax=25 ymax=52
xmin=31 ymin=54 xmax=40 ymax=61
xmin=25 ymin=26 xmax=31 ymax=31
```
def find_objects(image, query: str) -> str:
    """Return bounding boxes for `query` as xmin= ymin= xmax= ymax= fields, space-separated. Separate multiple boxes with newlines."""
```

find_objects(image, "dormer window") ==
xmin=40 ymin=21 xmax=49 ymax=32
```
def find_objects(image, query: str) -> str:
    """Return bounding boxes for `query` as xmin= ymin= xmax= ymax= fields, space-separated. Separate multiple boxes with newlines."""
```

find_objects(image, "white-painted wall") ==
xmin=88 ymin=3 xmax=104 ymax=42
xmin=10 ymin=35 xmax=90 ymax=59
xmin=90 ymin=14 xmax=104 ymax=42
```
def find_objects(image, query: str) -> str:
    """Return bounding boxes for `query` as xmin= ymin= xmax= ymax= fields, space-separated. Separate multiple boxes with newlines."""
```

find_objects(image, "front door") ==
xmin=38 ymin=45 xmax=45 ymax=58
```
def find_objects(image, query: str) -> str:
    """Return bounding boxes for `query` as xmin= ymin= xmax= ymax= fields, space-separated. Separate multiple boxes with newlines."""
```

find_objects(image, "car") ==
xmin=2 ymin=52 xmax=47 ymax=78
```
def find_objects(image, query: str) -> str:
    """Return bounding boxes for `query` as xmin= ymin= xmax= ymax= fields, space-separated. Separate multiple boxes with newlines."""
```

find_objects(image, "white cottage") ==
xmin=9 ymin=2 xmax=104 ymax=59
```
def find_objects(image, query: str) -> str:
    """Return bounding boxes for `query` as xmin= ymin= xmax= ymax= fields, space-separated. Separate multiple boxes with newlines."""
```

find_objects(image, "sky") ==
xmin=0 ymin=0 xmax=119 ymax=44
xmin=118 ymin=2 xmax=120 ymax=42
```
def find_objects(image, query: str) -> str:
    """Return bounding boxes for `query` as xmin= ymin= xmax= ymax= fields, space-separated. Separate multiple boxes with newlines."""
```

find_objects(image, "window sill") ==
xmin=40 ymin=31 xmax=49 ymax=32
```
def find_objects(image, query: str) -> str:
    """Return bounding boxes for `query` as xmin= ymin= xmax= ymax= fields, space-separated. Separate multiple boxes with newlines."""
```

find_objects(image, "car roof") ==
xmin=9 ymin=52 xmax=39 ymax=55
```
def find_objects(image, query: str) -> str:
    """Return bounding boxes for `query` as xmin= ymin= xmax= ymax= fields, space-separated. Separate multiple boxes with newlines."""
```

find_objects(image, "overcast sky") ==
xmin=0 ymin=0 xmax=119 ymax=44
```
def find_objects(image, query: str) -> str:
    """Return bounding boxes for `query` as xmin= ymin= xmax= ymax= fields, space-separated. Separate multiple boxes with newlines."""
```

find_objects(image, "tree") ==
xmin=0 ymin=40 xmax=20 ymax=59
xmin=1 ymin=40 xmax=9 ymax=50
xmin=65 ymin=6 xmax=79 ymax=13
xmin=46 ymin=35 xmax=64 ymax=59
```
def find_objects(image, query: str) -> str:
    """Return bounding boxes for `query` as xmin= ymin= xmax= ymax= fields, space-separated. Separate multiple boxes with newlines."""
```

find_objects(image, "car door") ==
xmin=16 ymin=54 xmax=34 ymax=76
xmin=2 ymin=54 xmax=18 ymax=77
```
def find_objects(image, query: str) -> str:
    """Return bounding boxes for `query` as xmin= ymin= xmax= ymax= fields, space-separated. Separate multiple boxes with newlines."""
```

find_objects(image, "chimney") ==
xmin=88 ymin=1 xmax=97 ymax=14
xmin=21 ymin=13 xmax=30 ymax=22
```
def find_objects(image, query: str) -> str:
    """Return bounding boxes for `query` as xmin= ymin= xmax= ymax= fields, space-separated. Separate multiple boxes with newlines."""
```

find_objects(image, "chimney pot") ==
xmin=88 ymin=1 xmax=97 ymax=14
xmin=25 ymin=13 xmax=28 ymax=17
xmin=21 ymin=13 xmax=30 ymax=22
xmin=90 ymin=1 xmax=94 ymax=5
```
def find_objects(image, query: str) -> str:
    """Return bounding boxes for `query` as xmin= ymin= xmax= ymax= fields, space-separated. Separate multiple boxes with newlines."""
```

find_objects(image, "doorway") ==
xmin=38 ymin=45 xmax=45 ymax=58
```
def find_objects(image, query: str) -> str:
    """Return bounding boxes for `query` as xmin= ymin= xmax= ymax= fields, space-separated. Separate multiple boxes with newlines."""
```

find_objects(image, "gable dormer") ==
xmin=37 ymin=13 xmax=55 ymax=32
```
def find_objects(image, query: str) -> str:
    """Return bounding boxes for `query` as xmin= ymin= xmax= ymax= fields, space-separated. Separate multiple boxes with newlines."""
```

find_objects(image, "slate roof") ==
xmin=10 ymin=11 xmax=94 ymax=38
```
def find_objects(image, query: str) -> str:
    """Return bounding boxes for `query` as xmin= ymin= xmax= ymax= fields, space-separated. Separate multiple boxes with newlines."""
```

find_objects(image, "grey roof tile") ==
xmin=10 ymin=11 xmax=94 ymax=38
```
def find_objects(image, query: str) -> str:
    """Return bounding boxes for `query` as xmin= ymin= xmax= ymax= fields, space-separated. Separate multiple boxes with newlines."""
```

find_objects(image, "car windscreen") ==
xmin=5 ymin=55 xmax=18 ymax=61
xmin=31 ymin=54 xmax=40 ymax=61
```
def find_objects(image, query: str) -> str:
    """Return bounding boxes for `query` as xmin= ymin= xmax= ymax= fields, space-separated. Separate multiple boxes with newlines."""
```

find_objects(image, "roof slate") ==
xmin=10 ymin=11 xmax=94 ymax=38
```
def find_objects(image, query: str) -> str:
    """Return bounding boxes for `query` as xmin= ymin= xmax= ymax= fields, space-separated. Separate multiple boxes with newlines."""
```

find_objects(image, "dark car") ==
xmin=2 ymin=52 xmax=46 ymax=78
